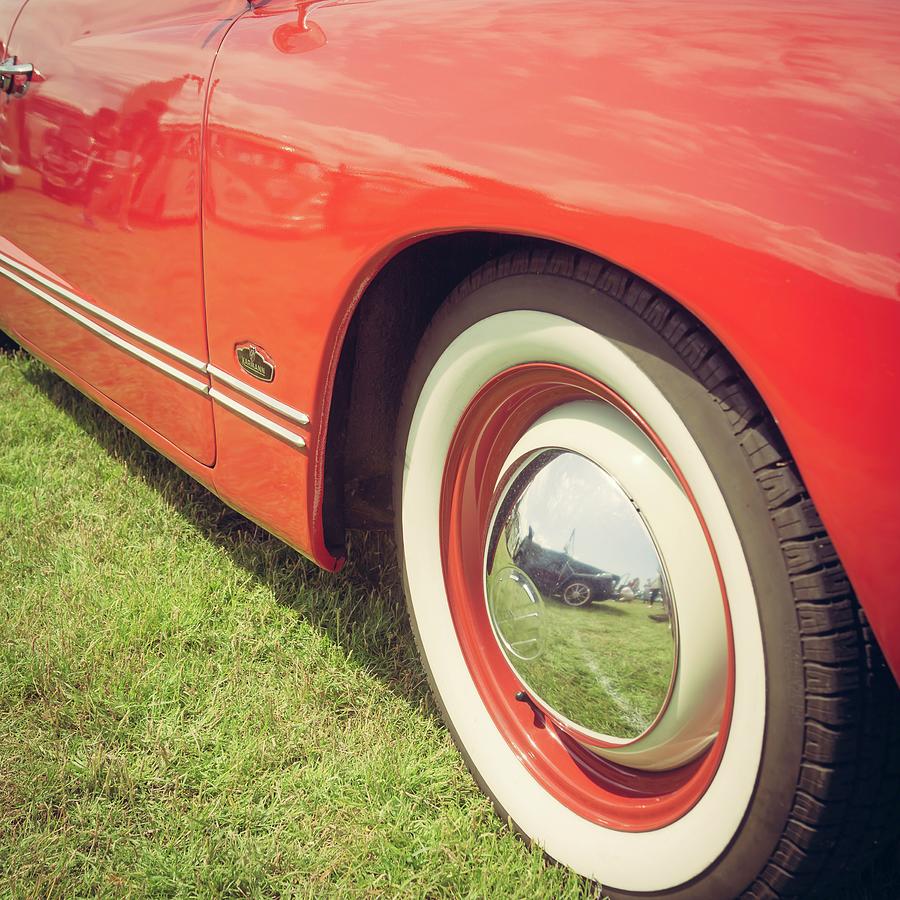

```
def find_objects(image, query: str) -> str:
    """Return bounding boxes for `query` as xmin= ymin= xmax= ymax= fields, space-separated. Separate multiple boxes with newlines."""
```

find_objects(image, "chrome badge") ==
xmin=235 ymin=342 xmax=275 ymax=382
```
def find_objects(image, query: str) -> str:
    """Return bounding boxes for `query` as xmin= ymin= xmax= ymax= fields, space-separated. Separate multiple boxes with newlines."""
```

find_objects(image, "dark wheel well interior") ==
xmin=323 ymin=231 xmax=532 ymax=552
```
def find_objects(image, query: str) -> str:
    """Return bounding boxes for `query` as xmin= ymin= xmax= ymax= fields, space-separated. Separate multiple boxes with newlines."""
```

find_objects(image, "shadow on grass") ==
xmin=16 ymin=355 xmax=900 ymax=899
xmin=20 ymin=357 xmax=434 ymax=715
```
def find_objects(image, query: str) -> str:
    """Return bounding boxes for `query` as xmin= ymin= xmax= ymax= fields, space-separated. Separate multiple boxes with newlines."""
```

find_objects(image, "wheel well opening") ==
xmin=323 ymin=232 xmax=528 ymax=551
xmin=320 ymin=233 xmax=767 ymax=557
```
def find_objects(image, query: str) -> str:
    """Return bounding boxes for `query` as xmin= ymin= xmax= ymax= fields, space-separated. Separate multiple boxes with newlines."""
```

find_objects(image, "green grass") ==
xmin=0 ymin=349 xmax=897 ymax=898
xmin=491 ymin=530 xmax=674 ymax=738
xmin=513 ymin=600 xmax=674 ymax=738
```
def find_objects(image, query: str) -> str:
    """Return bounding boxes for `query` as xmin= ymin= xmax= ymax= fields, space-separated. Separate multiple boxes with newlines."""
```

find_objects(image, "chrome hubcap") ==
xmin=481 ymin=399 xmax=730 ymax=771
xmin=485 ymin=449 xmax=677 ymax=742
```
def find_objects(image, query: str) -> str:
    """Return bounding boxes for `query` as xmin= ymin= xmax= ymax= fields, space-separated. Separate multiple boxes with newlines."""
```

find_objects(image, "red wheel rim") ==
xmin=439 ymin=363 xmax=736 ymax=832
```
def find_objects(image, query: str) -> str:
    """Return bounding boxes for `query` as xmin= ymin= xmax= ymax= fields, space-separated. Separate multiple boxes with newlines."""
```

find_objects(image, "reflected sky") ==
xmin=516 ymin=453 xmax=662 ymax=585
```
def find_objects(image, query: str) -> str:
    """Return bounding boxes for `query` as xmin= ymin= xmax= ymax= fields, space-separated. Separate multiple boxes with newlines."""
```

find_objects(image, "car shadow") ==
xmin=21 ymin=359 xmax=435 ymax=717
xmin=546 ymin=600 xmax=628 ymax=616
xmin=585 ymin=601 xmax=628 ymax=616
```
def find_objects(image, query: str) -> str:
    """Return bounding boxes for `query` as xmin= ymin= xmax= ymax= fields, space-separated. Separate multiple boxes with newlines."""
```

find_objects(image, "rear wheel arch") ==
xmin=321 ymin=231 xmax=522 ymax=550
xmin=320 ymin=232 xmax=897 ymax=686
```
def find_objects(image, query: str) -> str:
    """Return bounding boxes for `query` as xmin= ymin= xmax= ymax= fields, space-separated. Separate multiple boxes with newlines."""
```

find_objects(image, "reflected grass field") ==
xmin=514 ymin=600 xmax=673 ymax=738
xmin=490 ymin=525 xmax=673 ymax=738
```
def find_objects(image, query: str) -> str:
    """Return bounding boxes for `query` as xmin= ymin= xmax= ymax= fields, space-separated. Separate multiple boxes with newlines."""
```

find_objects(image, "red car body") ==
xmin=1 ymin=0 xmax=898 ymax=681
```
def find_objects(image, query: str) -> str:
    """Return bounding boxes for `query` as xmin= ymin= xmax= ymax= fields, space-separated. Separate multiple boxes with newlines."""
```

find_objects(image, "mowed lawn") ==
xmin=1 ymin=349 xmax=897 ymax=898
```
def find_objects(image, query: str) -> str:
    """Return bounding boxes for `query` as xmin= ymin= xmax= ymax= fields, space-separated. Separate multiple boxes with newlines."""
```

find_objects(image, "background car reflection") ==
xmin=514 ymin=525 xmax=619 ymax=607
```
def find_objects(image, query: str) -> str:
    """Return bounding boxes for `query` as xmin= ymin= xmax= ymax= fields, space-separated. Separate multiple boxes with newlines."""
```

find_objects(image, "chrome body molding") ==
xmin=0 ymin=251 xmax=206 ymax=372
xmin=0 ymin=260 xmax=210 ymax=395
xmin=0 ymin=253 xmax=311 ymax=450
xmin=210 ymin=389 xmax=307 ymax=449
xmin=208 ymin=364 xmax=310 ymax=426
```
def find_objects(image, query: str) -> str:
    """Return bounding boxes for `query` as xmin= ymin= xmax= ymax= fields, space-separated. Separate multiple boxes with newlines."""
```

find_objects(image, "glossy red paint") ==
xmin=439 ymin=363 xmax=735 ymax=830
xmin=6 ymin=319 xmax=218 ymax=496
xmin=200 ymin=0 xmax=900 ymax=675
xmin=0 ymin=1 xmax=248 ymax=463
xmin=0 ymin=1 xmax=24 ymax=57
xmin=1 ymin=1 xmax=897 ymax=674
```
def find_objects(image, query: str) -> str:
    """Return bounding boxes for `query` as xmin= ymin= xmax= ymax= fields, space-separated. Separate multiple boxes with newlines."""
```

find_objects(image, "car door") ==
xmin=0 ymin=1 xmax=247 ymax=464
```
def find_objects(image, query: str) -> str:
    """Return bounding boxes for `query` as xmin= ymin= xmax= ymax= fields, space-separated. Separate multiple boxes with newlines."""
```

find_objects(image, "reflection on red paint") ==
xmin=203 ymin=0 xmax=900 ymax=671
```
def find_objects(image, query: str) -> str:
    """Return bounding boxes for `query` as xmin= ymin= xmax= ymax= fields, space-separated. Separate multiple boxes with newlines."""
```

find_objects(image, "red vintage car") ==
xmin=1 ymin=1 xmax=898 ymax=896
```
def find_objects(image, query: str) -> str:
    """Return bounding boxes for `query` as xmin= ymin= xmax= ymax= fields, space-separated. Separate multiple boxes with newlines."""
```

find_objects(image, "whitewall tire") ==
xmin=393 ymin=250 xmax=899 ymax=898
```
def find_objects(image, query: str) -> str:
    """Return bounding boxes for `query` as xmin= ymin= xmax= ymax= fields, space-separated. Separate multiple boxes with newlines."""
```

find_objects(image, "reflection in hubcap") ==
xmin=485 ymin=449 xmax=677 ymax=743
xmin=562 ymin=581 xmax=592 ymax=606
xmin=486 ymin=567 xmax=545 ymax=661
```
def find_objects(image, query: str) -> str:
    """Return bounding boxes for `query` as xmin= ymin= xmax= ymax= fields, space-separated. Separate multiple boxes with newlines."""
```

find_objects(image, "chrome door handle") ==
xmin=1 ymin=58 xmax=35 ymax=96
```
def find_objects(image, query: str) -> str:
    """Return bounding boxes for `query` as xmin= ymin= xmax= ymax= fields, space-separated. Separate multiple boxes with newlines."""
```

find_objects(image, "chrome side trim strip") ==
xmin=207 ymin=364 xmax=310 ymax=427
xmin=0 ymin=262 xmax=210 ymax=395
xmin=0 ymin=251 xmax=207 ymax=372
xmin=210 ymin=389 xmax=307 ymax=449
xmin=1 ymin=253 xmax=310 ymax=450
